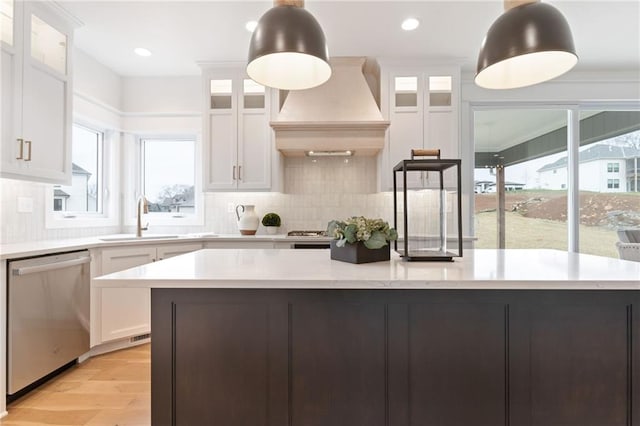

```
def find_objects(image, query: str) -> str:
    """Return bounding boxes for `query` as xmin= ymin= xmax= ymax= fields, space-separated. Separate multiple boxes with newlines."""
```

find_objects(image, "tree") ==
xmin=612 ymin=129 xmax=640 ymax=150
xmin=155 ymin=184 xmax=195 ymax=212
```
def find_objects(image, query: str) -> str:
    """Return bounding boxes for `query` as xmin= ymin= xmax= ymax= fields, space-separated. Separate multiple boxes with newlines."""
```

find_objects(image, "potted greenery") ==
xmin=326 ymin=216 xmax=398 ymax=264
xmin=261 ymin=212 xmax=281 ymax=235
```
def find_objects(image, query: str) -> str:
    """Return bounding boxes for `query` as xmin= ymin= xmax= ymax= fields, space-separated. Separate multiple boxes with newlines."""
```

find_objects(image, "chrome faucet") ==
xmin=136 ymin=196 xmax=149 ymax=237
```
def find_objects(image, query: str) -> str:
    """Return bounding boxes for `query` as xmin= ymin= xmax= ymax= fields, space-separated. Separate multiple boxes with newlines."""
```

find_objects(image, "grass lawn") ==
xmin=475 ymin=211 xmax=619 ymax=258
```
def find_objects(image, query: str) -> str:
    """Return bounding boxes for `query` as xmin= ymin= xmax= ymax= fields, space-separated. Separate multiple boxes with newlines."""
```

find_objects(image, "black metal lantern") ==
xmin=393 ymin=149 xmax=462 ymax=261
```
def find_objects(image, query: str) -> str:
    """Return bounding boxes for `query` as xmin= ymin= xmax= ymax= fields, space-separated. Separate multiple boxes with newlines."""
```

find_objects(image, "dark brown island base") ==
xmin=93 ymin=249 xmax=640 ymax=426
xmin=151 ymin=288 xmax=639 ymax=426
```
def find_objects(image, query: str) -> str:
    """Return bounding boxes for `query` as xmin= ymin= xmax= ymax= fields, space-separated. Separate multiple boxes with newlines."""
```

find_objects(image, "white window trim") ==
xmin=123 ymin=133 xmax=204 ymax=228
xmin=45 ymin=123 xmax=120 ymax=229
xmin=469 ymin=100 xmax=640 ymax=253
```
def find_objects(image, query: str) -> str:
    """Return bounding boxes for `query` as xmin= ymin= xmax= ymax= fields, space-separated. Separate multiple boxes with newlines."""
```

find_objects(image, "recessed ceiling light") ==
xmin=134 ymin=47 xmax=152 ymax=57
xmin=245 ymin=20 xmax=258 ymax=32
xmin=401 ymin=18 xmax=420 ymax=31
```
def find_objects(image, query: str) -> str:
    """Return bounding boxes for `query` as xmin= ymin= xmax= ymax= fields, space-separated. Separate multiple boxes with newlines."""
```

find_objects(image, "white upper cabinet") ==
xmin=379 ymin=63 xmax=460 ymax=190
xmin=1 ymin=1 xmax=75 ymax=184
xmin=202 ymin=66 xmax=272 ymax=191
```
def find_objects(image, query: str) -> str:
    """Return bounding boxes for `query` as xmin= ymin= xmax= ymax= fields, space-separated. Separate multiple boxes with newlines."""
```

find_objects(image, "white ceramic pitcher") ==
xmin=235 ymin=204 xmax=259 ymax=235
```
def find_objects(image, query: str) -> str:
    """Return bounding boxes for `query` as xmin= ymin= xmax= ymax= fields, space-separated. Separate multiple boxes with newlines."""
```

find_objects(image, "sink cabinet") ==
xmin=201 ymin=65 xmax=273 ymax=191
xmin=1 ymin=0 xmax=76 ymax=184
xmin=91 ymin=243 xmax=202 ymax=346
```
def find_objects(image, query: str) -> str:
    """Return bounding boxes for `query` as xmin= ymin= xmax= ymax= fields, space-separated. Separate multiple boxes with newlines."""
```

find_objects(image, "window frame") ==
xmin=469 ymin=101 xmax=640 ymax=255
xmin=45 ymin=121 xmax=119 ymax=229
xmin=125 ymin=134 xmax=204 ymax=227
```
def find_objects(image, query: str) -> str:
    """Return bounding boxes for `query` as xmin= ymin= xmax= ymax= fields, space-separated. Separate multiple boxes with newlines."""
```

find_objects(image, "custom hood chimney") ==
xmin=271 ymin=57 xmax=389 ymax=156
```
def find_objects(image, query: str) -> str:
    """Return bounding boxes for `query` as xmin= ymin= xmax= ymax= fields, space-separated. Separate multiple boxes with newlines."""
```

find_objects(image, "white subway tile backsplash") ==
xmin=3 ymin=157 xmax=457 ymax=242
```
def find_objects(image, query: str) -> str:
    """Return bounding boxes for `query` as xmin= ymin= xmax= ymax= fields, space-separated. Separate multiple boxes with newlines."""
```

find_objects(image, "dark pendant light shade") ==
xmin=247 ymin=5 xmax=331 ymax=90
xmin=475 ymin=2 xmax=578 ymax=90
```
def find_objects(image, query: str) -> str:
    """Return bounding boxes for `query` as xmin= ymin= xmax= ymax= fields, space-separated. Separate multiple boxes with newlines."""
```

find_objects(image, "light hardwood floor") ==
xmin=1 ymin=344 xmax=150 ymax=426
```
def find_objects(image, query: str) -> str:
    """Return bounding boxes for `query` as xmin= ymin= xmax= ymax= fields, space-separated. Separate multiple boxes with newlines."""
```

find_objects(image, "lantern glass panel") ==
xmin=393 ymin=159 xmax=462 ymax=261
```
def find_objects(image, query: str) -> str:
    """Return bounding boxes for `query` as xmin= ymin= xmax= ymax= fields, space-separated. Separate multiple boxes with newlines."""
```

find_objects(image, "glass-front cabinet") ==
xmin=379 ymin=62 xmax=460 ymax=191
xmin=201 ymin=65 xmax=272 ymax=191
xmin=1 ymin=0 xmax=75 ymax=184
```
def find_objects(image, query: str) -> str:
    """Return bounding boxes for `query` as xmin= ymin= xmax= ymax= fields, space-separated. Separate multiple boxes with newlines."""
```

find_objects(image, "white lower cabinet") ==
xmin=92 ymin=243 xmax=202 ymax=346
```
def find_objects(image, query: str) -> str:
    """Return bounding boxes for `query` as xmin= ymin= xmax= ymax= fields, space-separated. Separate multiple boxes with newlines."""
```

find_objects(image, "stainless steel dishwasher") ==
xmin=7 ymin=250 xmax=91 ymax=396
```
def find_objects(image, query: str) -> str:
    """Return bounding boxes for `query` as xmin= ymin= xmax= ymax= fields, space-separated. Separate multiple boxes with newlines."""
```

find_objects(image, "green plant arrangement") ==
xmin=261 ymin=212 xmax=281 ymax=227
xmin=327 ymin=217 xmax=398 ymax=249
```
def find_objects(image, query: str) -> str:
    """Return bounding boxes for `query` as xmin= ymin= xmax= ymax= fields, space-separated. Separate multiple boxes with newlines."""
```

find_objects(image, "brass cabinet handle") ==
xmin=16 ymin=138 xmax=23 ymax=160
xmin=238 ymin=165 xmax=242 ymax=180
xmin=25 ymin=140 xmax=32 ymax=161
xmin=232 ymin=165 xmax=236 ymax=180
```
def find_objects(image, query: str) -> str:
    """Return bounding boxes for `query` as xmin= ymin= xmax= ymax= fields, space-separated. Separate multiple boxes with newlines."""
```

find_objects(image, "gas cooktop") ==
xmin=287 ymin=230 xmax=328 ymax=237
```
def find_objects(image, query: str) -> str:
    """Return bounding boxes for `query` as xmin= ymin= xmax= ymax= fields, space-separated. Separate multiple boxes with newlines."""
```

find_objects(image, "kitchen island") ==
xmin=96 ymin=249 xmax=640 ymax=426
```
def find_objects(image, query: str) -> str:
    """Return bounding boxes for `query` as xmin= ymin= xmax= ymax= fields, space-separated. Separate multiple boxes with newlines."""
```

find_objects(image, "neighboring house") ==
xmin=537 ymin=144 xmax=640 ymax=192
xmin=53 ymin=189 xmax=70 ymax=211
xmin=475 ymin=180 xmax=525 ymax=193
xmin=475 ymin=180 xmax=493 ymax=193
xmin=53 ymin=163 xmax=95 ymax=212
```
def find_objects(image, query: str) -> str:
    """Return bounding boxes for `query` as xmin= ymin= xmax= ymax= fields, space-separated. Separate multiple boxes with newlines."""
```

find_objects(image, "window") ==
xmin=607 ymin=162 xmax=620 ymax=173
xmin=141 ymin=138 xmax=196 ymax=216
xmin=52 ymin=124 xmax=103 ymax=214
xmin=607 ymin=179 xmax=620 ymax=189
xmin=46 ymin=122 xmax=118 ymax=229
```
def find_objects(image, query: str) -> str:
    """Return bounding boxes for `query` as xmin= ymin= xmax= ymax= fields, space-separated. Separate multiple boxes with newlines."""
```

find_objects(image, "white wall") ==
xmin=74 ymin=49 xmax=122 ymax=111
xmin=121 ymin=76 xmax=200 ymax=113
xmin=120 ymin=76 xmax=201 ymax=134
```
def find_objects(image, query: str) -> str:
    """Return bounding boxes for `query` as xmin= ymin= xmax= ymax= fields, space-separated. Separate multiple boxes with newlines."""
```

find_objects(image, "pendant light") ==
xmin=247 ymin=0 xmax=331 ymax=90
xmin=475 ymin=0 xmax=578 ymax=90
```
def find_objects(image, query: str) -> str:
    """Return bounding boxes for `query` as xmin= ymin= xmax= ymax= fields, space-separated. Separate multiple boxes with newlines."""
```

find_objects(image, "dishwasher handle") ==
xmin=12 ymin=256 xmax=91 ymax=276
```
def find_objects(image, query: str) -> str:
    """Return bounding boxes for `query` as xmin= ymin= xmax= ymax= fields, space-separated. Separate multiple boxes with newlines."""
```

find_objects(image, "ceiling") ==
xmin=59 ymin=1 xmax=639 ymax=156
xmin=61 ymin=1 xmax=640 ymax=77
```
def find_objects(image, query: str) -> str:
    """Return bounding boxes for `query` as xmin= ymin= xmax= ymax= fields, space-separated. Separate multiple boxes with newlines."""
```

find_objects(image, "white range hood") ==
xmin=271 ymin=57 xmax=389 ymax=156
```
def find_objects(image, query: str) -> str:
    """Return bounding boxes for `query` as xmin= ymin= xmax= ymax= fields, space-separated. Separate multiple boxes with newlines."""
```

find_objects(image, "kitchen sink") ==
xmin=99 ymin=234 xmax=180 ymax=241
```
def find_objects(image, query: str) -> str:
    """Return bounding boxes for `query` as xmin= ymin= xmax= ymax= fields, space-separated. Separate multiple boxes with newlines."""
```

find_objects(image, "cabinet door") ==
xmin=1 ymin=0 xmax=24 ymax=178
xmin=387 ymin=75 xmax=424 ymax=190
xmin=238 ymin=78 xmax=271 ymax=189
xmin=99 ymin=246 xmax=156 ymax=343
xmin=16 ymin=2 xmax=72 ymax=184
xmin=1 ymin=45 xmax=21 ymax=176
xmin=205 ymin=75 xmax=238 ymax=190
xmin=207 ymin=111 xmax=237 ymax=189
xmin=424 ymin=73 xmax=459 ymax=160
xmin=156 ymin=243 xmax=202 ymax=260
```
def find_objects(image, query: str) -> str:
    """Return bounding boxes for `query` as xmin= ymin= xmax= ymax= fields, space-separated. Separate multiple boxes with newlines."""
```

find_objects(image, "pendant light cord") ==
xmin=504 ymin=0 xmax=538 ymax=11
xmin=275 ymin=0 xmax=304 ymax=7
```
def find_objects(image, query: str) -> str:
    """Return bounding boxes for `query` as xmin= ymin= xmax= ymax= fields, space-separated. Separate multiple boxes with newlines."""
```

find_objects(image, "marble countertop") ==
xmin=94 ymin=248 xmax=640 ymax=290
xmin=0 ymin=233 xmax=333 ymax=260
